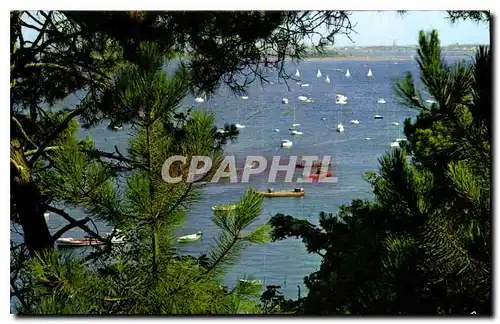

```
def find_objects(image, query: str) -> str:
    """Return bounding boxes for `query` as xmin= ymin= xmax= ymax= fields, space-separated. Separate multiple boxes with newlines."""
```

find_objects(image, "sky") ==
xmin=21 ymin=11 xmax=490 ymax=48
xmin=329 ymin=11 xmax=490 ymax=46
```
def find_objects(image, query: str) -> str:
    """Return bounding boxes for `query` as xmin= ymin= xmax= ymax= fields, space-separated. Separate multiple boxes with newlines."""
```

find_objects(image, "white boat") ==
xmin=281 ymin=140 xmax=293 ymax=148
xmin=216 ymin=128 xmax=226 ymax=134
xmin=345 ymin=69 xmax=351 ymax=78
xmin=304 ymin=98 xmax=313 ymax=103
xmin=56 ymin=231 xmax=124 ymax=248
xmin=317 ymin=69 xmax=322 ymax=78
xmin=396 ymin=138 xmax=407 ymax=142
xmin=321 ymin=117 xmax=326 ymax=121
xmin=377 ymin=98 xmax=386 ymax=104
xmin=297 ymin=96 xmax=308 ymax=101
xmin=426 ymin=99 xmax=437 ymax=105
xmin=335 ymin=94 xmax=347 ymax=101
xmin=241 ymin=96 xmax=249 ymax=100
xmin=177 ymin=231 xmax=203 ymax=243
xmin=235 ymin=123 xmax=246 ymax=129
xmin=238 ymin=279 xmax=263 ymax=286
xmin=282 ymin=98 xmax=288 ymax=104
xmin=367 ymin=69 xmax=373 ymax=77
xmin=350 ymin=119 xmax=360 ymax=124
xmin=374 ymin=115 xmax=383 ymax=119
xmin=390 ymin=141 xmax=400 ymax=148
xmin=300 ymin=84 xmax=310 ymax=87
xmin=364 ymin=137 xmax=372 ymax=140
xmin=325 ymin=75 xmax=330 ymax=83
xmin=112 ymin=125 xmax=123 ymax=130
xmin=336 ymin=105 xmax=344 ymax=132
xmin=335 ymin=99 xmax=347 ymax=105
xmin=274 ymin=129 xmax=280 ymax=132
xmin=289 ymin=107 xmax=302 ymax=135
xmin=295 ymin=69 xmax=300 ymax=77
xmin=194 ymin=97 xmax=205 ymax=103
xmin=392 ymin=122 xmax=399 ymax=126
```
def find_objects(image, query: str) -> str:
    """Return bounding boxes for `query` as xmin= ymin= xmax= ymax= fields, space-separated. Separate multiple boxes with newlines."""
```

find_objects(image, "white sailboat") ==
xmin=336 ymin=106 xmax=344 ymax=133
xmin=290 ymin=106 xmax=303 ymax=135
xmin=295 ymin=69 xmax=300 ymax=77
xmin=367 ymin=69 xmax=373 ymax=77
xmin=235 ymin=105 xmax=245 ymax=129
xmin=297 ymin=96 xmax=308 ymax=101
xmin=350 ymin=119 xmax=360 ymax=124
xmin=345 ymin=69 xmax=351 ymax=78
xmin=325 ymin=75 xmax=330 ymax=83
xmin=300 ymin=83 xmax=310 ymax=87
xmin=317 ymin=69 xmax=322 ymax=78
xmin=241 ymin=96 xmax=249 ymax=100
xmin=377 ymin=98 xmax=386 ymax=104
xmin=374 ymin=102 xmax=383 ymax=119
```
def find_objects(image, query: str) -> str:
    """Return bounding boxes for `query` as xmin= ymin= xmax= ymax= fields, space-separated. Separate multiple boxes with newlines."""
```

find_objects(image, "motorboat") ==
xmin=177 ymin=231 xmax=203 ymax=243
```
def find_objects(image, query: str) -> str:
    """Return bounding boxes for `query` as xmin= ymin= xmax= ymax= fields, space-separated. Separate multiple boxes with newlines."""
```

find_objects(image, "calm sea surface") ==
xmin=14 ymin=53 xmax=471 ymax=301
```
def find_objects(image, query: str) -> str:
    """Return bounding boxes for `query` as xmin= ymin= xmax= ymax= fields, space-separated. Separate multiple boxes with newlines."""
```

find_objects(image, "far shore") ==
xmin=304 ymin=55 xmax=413 ymax=62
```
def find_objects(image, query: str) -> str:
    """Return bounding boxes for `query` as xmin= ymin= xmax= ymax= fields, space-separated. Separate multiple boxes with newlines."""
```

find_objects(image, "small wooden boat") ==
xmin=212 ymin=204 xmax=237 ymax=211
xmin=238 ymin=279 xmax=263 ymax=286
xmin=258 ymin=188 xmax=305 ymax=198
xmin=307 ymin=172 xmax=334 ymax=179
xmin=177 ymin=231 xmax=202 ymax=243
xmin=56 ymin=237 xmax=105 ymax=247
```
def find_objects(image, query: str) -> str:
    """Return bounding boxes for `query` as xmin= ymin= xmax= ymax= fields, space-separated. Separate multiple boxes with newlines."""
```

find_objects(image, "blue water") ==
xmin=14 ymin=54 xmax=471 ymax=304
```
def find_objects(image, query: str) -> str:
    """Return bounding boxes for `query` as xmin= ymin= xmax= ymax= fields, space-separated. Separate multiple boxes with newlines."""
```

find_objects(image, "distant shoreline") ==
xmin=304 ymin=55 xmax=413 ymax=62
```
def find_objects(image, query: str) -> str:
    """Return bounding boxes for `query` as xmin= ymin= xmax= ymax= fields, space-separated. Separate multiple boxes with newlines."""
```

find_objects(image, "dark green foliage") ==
xmin=267 ymin=30 xmax=491 ymax=315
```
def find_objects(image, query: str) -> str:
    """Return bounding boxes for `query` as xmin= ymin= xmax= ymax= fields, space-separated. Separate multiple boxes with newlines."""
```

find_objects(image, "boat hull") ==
xmin=307 ymin=173 xmax=334 ymax=179
xmin=258 ymin=191 xmax=305 ymax=198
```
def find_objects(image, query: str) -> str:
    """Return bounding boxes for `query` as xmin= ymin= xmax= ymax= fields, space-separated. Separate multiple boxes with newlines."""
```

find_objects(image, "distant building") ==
xmin=392 ymin=39 xmax=398 ymax=47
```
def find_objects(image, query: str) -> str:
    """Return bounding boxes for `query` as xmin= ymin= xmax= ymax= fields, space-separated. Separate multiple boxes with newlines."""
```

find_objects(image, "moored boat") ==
xmin=258 ymin=188 xmax=305 ymax=198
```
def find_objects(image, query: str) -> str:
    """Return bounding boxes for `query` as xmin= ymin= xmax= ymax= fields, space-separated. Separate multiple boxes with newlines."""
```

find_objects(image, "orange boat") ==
xmin=307 ymin=172 xmax=333 ymax=179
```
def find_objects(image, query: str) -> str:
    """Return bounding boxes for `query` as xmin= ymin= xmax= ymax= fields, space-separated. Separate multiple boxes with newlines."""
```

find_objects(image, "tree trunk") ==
xmin=11 ymin=174 xmax=53 ymax=255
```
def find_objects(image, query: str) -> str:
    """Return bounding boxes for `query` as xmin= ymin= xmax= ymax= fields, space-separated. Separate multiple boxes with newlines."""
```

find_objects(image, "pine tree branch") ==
xmin=205 ymin=236 xmax=239 ymax=274
xmin=28 ymin=108 xmax=83 ymax=167
xmin=51 ymin=217 xmax=92 ymax=243
xmin=45 ymin=205 xmax=106 ymax=243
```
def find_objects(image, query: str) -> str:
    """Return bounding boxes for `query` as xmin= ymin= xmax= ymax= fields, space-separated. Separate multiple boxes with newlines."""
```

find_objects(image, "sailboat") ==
xmin=235 ymin=104 xmax=245 ymax=129
xmin=317 ymin=69 xmax=322 ymax=78
xmin=374 ymin=101 xmax=383 ymax=119
xmin=390 ymin=130 xmax=401 ymax=148
xmin=345 ymin=69 xmax=351 ymax=78
xmin=290 ymin=106 xmax=303 ymax=135
xmin=367 ymin=69 xmax=373 ymax=77
xmin=325 ymin=75 xmax=330 ymax=83
xmin=295 ymin=69 xmax=300 ymax=78
xmin=336 ymin=106 xmax=344 ymax=132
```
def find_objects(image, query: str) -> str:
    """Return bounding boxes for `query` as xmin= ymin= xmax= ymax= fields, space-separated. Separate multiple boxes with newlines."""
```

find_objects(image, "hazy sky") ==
xmin=330 ymin=11 xmax=490 ymax=46
xmin=22 ymin=11 xmax=490 ymax=47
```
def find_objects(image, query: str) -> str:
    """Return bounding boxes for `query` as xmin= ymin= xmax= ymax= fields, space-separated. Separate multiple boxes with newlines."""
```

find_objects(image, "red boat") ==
xmin=296 ymin=162 xmax=331 ymax=169
xmin=307 ymin=172 xmax=334 ymax=179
